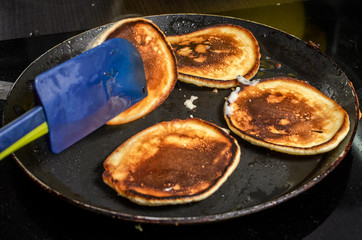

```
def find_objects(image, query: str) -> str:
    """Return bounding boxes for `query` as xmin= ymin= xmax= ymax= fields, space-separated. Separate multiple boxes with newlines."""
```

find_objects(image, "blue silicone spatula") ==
xmin=0 ymin=38 xmax=147 ymax=160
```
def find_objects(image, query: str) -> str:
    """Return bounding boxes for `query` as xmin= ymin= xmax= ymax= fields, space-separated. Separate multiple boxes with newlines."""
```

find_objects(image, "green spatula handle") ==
xmin=0 ymin=106 xmax=49 ymax=160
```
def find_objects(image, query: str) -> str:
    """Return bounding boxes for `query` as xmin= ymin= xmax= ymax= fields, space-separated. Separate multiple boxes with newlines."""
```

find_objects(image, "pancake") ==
xmin=91 ymin=18 xmax=177 ymax=125
xmin=167 ymin=24 xmax=261 ymax=88
xmin=224 ymin=77 xmax=350 ymax=155
xmin=103 ymin=118 xmax=241 ymax=206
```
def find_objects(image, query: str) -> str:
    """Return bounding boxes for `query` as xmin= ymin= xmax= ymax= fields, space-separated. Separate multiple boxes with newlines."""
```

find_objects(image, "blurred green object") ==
xmin=216 ymin=1 xmax=305 ymax=38
xmin=214 ymin=1 xmax=326 ymax=52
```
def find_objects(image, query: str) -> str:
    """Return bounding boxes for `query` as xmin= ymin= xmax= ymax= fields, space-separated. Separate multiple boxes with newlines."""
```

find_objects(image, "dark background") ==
xmin=1 ymin=0 xmax=362 ymax=239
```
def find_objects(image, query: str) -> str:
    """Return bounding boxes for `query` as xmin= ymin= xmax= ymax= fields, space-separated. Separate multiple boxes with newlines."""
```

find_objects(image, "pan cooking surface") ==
xmin=4 ymin=14 xmax=359 ymax=224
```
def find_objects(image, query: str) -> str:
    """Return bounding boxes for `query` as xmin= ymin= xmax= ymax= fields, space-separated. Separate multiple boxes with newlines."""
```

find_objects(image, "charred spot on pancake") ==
xmin=123 ymin=140 xmax=231 ymax=198
xmin=172 ymin=34 xmax=241 ymax=67
xmin=237 ymin=90 xmax=325 ymax=142
xmin=224 ymin=77 xmax=350 ymax=155
xmin=103 ymin=118 xmax=241 ymax=206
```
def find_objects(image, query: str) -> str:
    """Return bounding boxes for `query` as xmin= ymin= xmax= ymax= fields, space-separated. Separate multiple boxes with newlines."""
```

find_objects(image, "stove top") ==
xmin=0 ymin=1 xmax=361 ymax=239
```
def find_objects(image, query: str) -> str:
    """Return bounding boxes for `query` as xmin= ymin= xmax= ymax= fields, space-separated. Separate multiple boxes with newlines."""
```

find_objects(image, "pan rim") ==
xmin=4 ymin=13 xmax=360 ymax=224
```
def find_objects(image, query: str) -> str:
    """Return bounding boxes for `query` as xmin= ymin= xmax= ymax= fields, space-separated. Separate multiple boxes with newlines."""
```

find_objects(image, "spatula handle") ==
xmin=0 ymin=106 xmax=48 ymax=160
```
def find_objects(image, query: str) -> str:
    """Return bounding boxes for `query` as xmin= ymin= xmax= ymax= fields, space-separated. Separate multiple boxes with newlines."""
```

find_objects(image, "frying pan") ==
xmin=3 ymin=14 xmax=359 ymax=224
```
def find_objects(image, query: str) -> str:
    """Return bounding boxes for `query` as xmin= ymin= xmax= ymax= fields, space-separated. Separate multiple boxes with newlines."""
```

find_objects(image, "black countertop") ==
xmin=1 ymin=0 xmax=362 ymax=239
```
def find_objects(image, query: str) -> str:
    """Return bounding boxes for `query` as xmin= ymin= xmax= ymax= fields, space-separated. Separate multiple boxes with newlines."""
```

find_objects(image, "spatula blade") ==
xmin=35 ymin=38 xmax=147 ymax=153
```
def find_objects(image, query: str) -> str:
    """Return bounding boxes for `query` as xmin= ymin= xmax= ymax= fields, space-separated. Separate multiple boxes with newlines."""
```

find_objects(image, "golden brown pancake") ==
xmin=224 ymin=77 xmax=350 ymax=155
xmin=91 ymin=18 xmax=177 ymax=125
xmin=167 ymin=24 xmax=261 ymax=88
xmin=103 ymin=118 xmax=241 ymax=206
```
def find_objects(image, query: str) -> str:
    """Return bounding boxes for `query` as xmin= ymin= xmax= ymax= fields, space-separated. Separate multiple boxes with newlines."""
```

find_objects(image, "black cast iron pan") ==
xmin=3 ymin=14 xmax=359 ymax=224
